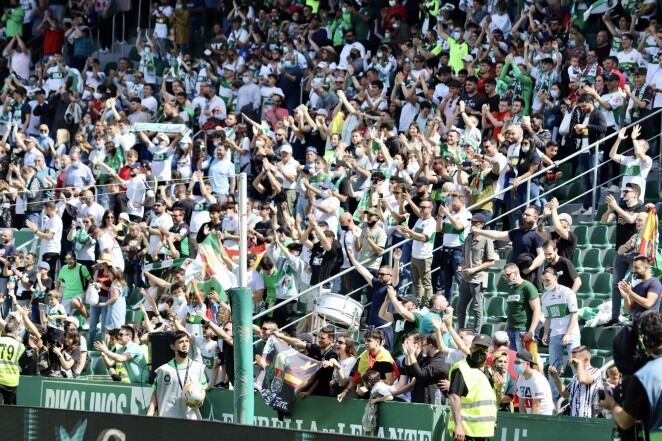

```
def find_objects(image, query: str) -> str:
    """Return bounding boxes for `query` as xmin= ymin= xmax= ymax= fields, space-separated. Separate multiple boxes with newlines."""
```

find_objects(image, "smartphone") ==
xmin=597 ymin=389 xmax=606 ymax=401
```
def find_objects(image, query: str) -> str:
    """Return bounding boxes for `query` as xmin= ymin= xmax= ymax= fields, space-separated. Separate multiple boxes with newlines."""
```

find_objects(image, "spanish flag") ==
xmin=638 ymin=205 xmax=658 ymax=264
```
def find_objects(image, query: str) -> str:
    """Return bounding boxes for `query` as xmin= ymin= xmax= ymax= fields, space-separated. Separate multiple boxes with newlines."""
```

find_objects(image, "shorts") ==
xmin=61 ymin=295 xmax=83 ymax=314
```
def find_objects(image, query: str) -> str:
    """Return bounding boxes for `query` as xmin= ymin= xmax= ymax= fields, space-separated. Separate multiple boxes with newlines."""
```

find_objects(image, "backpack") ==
xmin=64 ymin=101 xmax=82 ymax=125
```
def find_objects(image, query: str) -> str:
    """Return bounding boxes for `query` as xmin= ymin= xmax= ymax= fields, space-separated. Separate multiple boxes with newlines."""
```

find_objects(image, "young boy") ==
xmin=41 ymin=290 xmax=67 ymax=330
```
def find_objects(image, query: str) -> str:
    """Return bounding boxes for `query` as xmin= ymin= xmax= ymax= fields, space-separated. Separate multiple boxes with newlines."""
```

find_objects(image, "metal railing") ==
xmin=253 ymin=108 xmax=662 ymax=328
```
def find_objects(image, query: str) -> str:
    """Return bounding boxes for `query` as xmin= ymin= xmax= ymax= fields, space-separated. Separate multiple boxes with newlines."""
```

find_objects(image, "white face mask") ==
xmin=550 ymin=90 xmax=560 ymax=99
xmin=376 ymin=51 xmax=383 ymax=58
xmin=256 ymin=140 xmax=265 ymax=148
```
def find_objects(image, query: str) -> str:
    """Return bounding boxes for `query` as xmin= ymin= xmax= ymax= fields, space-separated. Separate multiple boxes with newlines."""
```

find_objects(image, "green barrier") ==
xmin=17 ymin=376 xmax=614 ymax=441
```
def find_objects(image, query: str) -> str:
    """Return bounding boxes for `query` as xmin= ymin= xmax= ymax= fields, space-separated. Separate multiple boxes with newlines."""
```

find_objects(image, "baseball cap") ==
xmin=472 ymin=334 xmax=493 ymax=348
xmin=516 ymin=350 xmax=536 ymax=365
xmin=119 ymin=212 xmax=130 ymax=222
xmin=302 ymin=165 xmax=313 ymax=174
xmin=129 ymin=162 xmax=142 ymax=169
xmin=364 ymin=207 xmax=380 ymax=216
xmin=463 ymin=54 xmax=474 ymax=62
xmin=316 ymin=108 xmax=329 ymax=117
xmin=65 ymin=316 xmax=80 ymax=329
xmin=280 ymin=144 xmax=293 ymax=155
xmin=471 ymin=213 xmax=487 ymax=223
xmin=306 ymin=146 xmax=318 ymax=153
xmin=38 ymin=261 xmax=50 ymax=271
xmin=415 ymin=177 xmax=430 ymax=186
xmin=320 ymin=181 xmax=335 ymax=190
xmin=558 ymin=213 xmax=573 ymax=226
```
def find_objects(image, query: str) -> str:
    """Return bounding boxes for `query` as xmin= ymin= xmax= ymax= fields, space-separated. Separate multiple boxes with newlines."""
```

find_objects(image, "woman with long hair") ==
xmin=95 ymin=210 xmax=125 ymax=272
xmin=88 ymin=253 xmax=114 ymax=344
xmin=103 ymin=266 xmax=127 ymax=335
xmin=326 ymin=336 xmax=358 ymax=396
xmin=63 ymin=328 xmax=87 ymax=377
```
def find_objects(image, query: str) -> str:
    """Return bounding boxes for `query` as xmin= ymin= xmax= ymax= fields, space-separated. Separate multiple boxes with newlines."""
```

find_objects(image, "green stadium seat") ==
xmin=486 ymin=297 xmax=507 ymax=322
xmin=581 ymin=326 xmax=599 ymax=348
xmin=125 ymin=309 xmax=144 ymax=325
xmin=592 ymin=355 xmax=607 ymax=368
xmin=589 ymin=225 xmax=611 ymax=249
xmin=486 ymin=272 xmax=498 ymax=295
xmin=581 ymin=248 xmax=603 ymax=273
xmin=92 ymin=357 xmax=109 ymax=375
xmin=594 ymin=204 xmax=608 ymax=222
xmin=592 ymin=273 xmax=612 ymax=296
xmin=480 ymin=323 xmax=494 ymax=336
xmin=577 ymin=273 xmax=593 ymax=297
xmin=602 ymin=249 xmax=616 ymax=270
xmin=496 ymin=275 xmax=510 ymax=295
xmin=596 ymin=326 xmax=619 ymax=355
xmin=608 ymin=225 xmax=616 ymax=244
xmin=574 ymin=226 xmax=589 ymax=249
xmin=645 ymin=182 xmax=659 ymax=201
xmin=572 ymin=249 xmax=583 ymax=270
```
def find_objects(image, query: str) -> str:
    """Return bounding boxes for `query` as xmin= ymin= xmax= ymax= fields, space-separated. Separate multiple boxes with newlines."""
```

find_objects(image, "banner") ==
xmin=260 ymin=336 xmax=322 ymax=414
xmin=18 ymin=376 xmax=615 ymax=441
xmin=130 ymin=122 xmax=190 ymax=134
xmin=184 ymin=235 xmax=237 ymax=298
xmin=0 ymin=405 xmax=378 ymax=441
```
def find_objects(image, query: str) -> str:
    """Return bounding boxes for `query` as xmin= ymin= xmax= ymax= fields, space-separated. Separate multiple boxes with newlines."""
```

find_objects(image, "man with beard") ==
xmin=274 ymin=326 xmax=338 ymax=397
xmin=447 ymin=334 xmax=497 ymax=441
xmin=147 ymin=331 xmax=207 ymax=419
xmin=617 ymin=256 xmax=662 ymax=321
xmin=600 ymin=183 xmax=646 ymax=326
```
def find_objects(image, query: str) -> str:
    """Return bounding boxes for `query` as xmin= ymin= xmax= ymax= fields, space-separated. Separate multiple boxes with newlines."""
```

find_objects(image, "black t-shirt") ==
xmin=173 ymin=199 xmax=195 ymax=224
xmin=550 ymin=230 xmax=577 ymax=261
xmin=508 ymin=228 xmax=544 ymax=262
xmin=545 ymin=256 xmax=578 ymax=290
xmin=406 ymin=195 xmax=424 ymax=229
xmin=631 ymin=277 xmax=662 ymax=320
xmin=309 ymin=240 xmax=342 ymax=286
xmin=196 ymin=220 xmax=223 ymax=244
xmin=615 ymin=201 xmax=647 ymax=247
xmin=367 ymin=277 xmax=390 ymax=327
xmin=516 ymin=150 xmax=542 ymax=184
xmin=622 ymin=375 xmax=649 ymax=429
xmin=254 ymin=219 xmax=272 ymax=244
xmin=306 ymin=343 xmax=338 ymax=397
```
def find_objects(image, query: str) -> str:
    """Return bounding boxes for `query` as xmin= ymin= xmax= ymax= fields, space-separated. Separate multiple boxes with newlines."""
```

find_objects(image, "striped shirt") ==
xmin=566 ymin=366 xmax=602 ymax=417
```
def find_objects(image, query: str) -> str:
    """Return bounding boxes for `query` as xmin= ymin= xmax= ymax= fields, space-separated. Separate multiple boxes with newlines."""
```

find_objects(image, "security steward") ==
xmin=448 ymin=334 xmax=497 ymax=441
xmin=0 ymin=320 xmax=26 ymax=404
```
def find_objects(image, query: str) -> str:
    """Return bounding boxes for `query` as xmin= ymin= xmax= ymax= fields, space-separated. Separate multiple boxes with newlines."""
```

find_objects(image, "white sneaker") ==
xmin=571 ymin=207 xmax=585 ymax=215
xmin=583 ymin=207 xmax=594 ymax=216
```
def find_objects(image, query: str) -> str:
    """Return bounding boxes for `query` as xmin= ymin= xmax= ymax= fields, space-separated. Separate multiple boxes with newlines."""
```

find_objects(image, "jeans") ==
xmin=507 ymin=330 xmax=526 ymax=352
xmin=611 ymin=253 xmax=633 ymax=321
xmin=88 ymin=304 xmax=109 ymax=345
xmin=438 ymin=248 xmax=464 ymax=302
xmin=578 ymin=151 xmax=601 ymax=209
xmin=398 ymin=239 xmax=413 ymax=296
xmin=457 ymin=280 xmax=484 ymax=333
xmin=547 ymin=333 xmax=581 ymax=401
xmin=0 ymin=277 xmax=9 ymax=318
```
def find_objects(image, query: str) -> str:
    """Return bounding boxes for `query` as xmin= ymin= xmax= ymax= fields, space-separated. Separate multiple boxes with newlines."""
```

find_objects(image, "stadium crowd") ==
xmin=0 ymin=0 xmax=659 ymax=437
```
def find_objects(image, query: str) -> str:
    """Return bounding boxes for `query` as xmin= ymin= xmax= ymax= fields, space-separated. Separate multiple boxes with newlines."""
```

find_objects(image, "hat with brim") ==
xmin=96 ymin=252 xmax=114 ymax=266
xmin=516 ymin=350 xmax=536 ymax=365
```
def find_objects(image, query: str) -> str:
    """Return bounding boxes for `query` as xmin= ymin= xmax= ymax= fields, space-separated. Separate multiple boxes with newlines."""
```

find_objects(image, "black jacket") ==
xmin=569 ymin=107 xmax=608 ymax=148
xmin=404 ymin=351 xmax=449 ymax=404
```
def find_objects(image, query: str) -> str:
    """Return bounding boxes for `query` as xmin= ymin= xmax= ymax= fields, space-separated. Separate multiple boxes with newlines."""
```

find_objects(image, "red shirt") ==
xmin=43 ymin=28 xmax=64 ymax=55
xmin=118 ymin=165 xmax=132 ymax=191
xmin=490 ymin=111 xmax=511 ymax=140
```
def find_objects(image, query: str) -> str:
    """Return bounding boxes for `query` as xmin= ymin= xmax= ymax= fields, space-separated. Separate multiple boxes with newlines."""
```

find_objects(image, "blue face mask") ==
xmin=514 ymin=363 xmax=525 ymax=375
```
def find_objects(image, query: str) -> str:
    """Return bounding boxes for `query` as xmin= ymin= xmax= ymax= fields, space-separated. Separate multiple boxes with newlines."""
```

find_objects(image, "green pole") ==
xmin=230 ymin=287 xmax=254 ymax=425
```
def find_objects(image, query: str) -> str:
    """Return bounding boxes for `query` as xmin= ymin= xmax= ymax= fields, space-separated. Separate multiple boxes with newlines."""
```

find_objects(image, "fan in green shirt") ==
xmin=498 ymin=58 xmax=533 ymax=115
